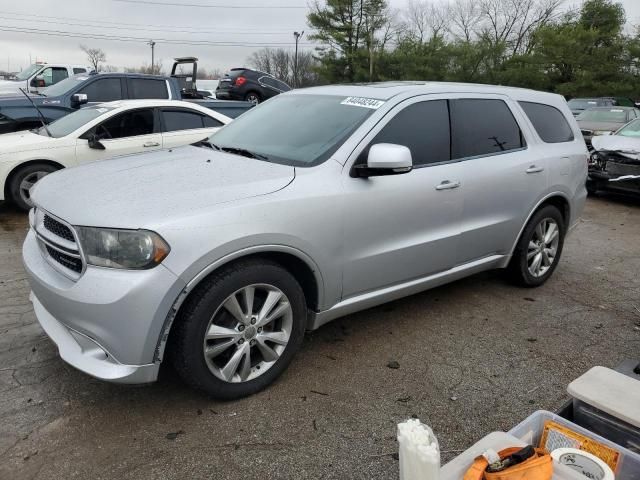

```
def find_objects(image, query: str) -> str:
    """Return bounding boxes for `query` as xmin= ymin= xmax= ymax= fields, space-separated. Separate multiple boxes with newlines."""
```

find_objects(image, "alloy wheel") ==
xmin=203 ymin=284 xmax=293 ymax=383
xmin=19 ymin=171 xmax=50 ymax=208
xmin=527 ymin=218 xmax=560 ymax=278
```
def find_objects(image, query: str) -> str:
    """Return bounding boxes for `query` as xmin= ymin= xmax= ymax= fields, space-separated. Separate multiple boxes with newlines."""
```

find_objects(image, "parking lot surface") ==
xmin=1 ymin=196 xmax=639 ymax=480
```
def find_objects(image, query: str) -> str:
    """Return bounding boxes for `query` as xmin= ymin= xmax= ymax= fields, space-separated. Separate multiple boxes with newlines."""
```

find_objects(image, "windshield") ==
xmin=617 ymin=119 xmax=640 ymax=137
xmin=38 ymin=105 xmax=115 ymax=138
xmin=568 ymin=99 xmax=605 ymax=110
xmin=41 ymin=75 xmax=87 ymax=97
xmin=576 ymin=108 xmax=628 ymax=123
xmin=15 ymin=64 xmax=44 ymax=81
xmin=208 ymin=94 xmax=378 ymax=166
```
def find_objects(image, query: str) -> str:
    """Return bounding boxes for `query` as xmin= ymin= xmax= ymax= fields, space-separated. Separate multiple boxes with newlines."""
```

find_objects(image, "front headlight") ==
xmin=76 ymin=227 xmax=170 ymax=269
xmin=592 ymin=130 xmax=612 ymax=136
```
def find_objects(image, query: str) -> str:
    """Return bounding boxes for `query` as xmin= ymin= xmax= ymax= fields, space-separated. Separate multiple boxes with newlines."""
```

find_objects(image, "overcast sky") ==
xmin=1 ymin=0 xmax=639 ymax=75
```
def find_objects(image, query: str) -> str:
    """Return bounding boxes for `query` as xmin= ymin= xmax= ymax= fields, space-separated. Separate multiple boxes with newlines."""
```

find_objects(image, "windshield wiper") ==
xmin=220 ymin=146 xmax=269 ymax=161
xmin=19 ymin=88 xmax=51 ymax=137
xmin=191 ymin=138 xmax=221 ymax=150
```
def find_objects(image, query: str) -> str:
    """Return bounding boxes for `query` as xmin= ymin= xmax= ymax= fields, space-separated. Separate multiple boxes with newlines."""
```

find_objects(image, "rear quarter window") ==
xmin=128 ymin=78 xmax=169 ymax=99
xmin=519 ymin=101 xmax=574 ymax=143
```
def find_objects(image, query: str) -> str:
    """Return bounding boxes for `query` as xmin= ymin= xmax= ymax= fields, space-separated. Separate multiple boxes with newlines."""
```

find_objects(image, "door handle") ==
xmin=435 ymin=180 xmax=461 ymax=191
xmin=143 ymin=141 xmax=160 ymax=148
xmin=526 ymin=165 xmax=544 ymax=174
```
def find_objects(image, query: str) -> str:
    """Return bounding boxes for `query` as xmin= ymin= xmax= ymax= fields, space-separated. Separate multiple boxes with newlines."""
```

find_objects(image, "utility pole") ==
xmin=148 ymin=40 xmax=156 ymax=73
xmin=293 ymin=31 xmax=304 ymax=88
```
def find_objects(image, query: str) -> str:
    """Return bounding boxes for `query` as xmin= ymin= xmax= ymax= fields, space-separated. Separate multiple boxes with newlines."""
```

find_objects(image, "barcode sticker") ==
xmin=341 ymin=97 xmax=385 ymax=109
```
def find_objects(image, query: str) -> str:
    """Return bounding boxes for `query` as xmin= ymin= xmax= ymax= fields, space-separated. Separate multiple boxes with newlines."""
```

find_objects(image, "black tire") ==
xmin=170 ymin=259 xmax=306 ymax=399
xmin=8 ymin=163 xmax=59 ymax=212
xmin=244 ymin=91 xmax=261 ymax=104
xmin=507 ymin=205 xmax=566 ymax=287
xmin=586 ymin=180 xmax=599 ymax=196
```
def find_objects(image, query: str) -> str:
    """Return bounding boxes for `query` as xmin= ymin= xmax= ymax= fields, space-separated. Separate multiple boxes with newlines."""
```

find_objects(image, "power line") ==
xmin=0 ymin=10 xmax=295 ymax=34
xmin=0 ymin=25 xmax=318 ymax=47
xmin=0 ymin=15 xmax=297 ymax=36
xmin=113 ymin=0 xmax=307 ymax=8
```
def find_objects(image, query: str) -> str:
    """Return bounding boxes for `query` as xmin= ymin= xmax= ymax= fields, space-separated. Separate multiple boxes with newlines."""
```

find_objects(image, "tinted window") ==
xmin=519 ymin=101 xmax=574 ymax=143
xmin=129 ymin=78 xmax=169 ymax=99
xmin=41 ymin=67 xmax=68 ymax=86
xmin=79 ymin=78 xmax=123 ymax=102
xmin=203 ymin=116 xmax=224 ymax=128
xmin=162 ymin=109 xmax=206 ymax=131
xmin=95 ymin=109 xmax=154 ymax=139
xmin=46 ymin=106 xmax=116 ymax=138
xmin=363 ymin=100 xmax=450 ymax=166
xmin=73 ymin=68 xmax=87 ymax=74
xmin=450 ymin=99 xmax=524 ymax=158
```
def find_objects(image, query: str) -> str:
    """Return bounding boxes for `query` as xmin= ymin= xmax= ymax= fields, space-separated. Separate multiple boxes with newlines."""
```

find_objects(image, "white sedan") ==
xmin=0 ymin=99 xmax=231 ymax=210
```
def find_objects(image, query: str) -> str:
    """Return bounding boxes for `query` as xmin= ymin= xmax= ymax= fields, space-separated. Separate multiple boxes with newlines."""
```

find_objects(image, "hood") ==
xmin=592 ymin=135 xmax=640 ymax=160
xmin=0 ymin=130 xmax=54 ymax=155
xmin=0 ymin=79 xmax=27 ymax=94
xmin=31 ymin=145 xmax=295 ymax=228
xmin=577 ymin=120 xmax=625 ymax=132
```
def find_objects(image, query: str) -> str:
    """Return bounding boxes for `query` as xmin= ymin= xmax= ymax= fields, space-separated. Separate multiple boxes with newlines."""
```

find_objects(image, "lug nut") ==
xmin=250 ymin=317 xmax=257 ymax=325
xmin=238 ymin=339 xmax=244 ymax=344
xmin=250 ymin=339 xmax=256 ymax=346
xmin=238 ymin=325 xmax=245 ymax=331
xmin=257 ymin=327 xmax=262 ymax=333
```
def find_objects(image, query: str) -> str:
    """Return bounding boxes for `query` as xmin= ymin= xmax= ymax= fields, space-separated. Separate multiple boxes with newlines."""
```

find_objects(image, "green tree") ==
xmin=308 ymin=0 xmax=387 ymax=83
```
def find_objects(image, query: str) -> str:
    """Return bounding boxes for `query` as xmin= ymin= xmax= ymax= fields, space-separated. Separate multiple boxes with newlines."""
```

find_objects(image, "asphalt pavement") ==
xmin=1 ymin=195 xmax=639 ymax=480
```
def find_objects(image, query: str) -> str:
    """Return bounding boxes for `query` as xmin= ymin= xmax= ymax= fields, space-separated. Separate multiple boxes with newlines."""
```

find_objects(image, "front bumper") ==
xmin=23 ymin=228 xmax=186 ymax=384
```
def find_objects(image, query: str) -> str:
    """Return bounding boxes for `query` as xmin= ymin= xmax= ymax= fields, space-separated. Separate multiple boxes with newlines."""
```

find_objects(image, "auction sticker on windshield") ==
xmin=341 ymin=97 xmax=385 ymax=109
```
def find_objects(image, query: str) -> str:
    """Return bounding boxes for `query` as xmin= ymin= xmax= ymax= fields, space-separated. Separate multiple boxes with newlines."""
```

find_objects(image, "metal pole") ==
xmin=148 ymin=40 xmax=156 ymax=73
xmin=293 ymin=31 xmax=303 ymax=88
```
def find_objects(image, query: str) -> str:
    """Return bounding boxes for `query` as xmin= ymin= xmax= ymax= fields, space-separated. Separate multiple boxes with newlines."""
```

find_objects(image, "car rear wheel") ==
xmin=170 ymin=259 xmax=306 ymax=399
xmin=244 ymin=92 xmax=261 ymax=104
xmin=8 ymin=163 xmax=59 ymax=211
xmin=507 ymin=205 xmax=566 ymax=287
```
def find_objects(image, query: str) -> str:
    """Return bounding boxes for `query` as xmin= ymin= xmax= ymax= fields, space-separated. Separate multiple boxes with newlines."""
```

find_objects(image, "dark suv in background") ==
xmin=215 ymin=68 xmax=290 ymax=104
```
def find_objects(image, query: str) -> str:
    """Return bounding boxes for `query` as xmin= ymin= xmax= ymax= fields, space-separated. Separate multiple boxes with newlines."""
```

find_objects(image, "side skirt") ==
xmin=308 ymin=254 xmax=507 ymax=330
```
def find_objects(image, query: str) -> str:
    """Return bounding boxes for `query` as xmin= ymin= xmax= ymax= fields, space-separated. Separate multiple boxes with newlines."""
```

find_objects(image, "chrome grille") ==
xmin=33 ymin=208 xmax=85 ymax=280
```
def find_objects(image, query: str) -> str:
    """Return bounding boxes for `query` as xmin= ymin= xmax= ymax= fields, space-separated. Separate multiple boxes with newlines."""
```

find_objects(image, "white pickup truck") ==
xmin=0 ymin=63 xmax=93 ymax=95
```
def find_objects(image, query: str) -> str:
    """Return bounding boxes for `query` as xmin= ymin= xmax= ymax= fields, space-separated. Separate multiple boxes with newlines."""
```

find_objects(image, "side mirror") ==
xmin=352 ymin=143 xmax=413 ymax=178
xmin=31 ymin=76 xmax=46 ymax=88
xmin=87 ymin=134 xmax=105 ymax=150
xmin=71 ymin=93 xmax=88 ymax=107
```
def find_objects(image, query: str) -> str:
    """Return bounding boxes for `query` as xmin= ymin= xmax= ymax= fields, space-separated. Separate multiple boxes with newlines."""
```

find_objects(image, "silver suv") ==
xmin=23 ymin=83 xmax=587 ymax=399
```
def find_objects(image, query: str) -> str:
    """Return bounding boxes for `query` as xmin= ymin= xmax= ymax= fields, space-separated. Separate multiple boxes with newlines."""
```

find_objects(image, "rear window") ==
xmin=128 ymin=78 xmax=169 ymax=99
xmin=519 ymin=101 xmax=574 ymax=143
xmin=576 ymin=108 xmax=628 ymax=123
xmin=450 ymin=99 xmax=525 ymax=159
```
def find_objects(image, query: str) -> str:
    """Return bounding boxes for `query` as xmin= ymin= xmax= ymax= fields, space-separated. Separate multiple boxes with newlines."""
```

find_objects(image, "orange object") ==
xmin=463 ymin=447 xmax=553 ymax=480
xmin=539 ymin=420 xmax=619 ymax=472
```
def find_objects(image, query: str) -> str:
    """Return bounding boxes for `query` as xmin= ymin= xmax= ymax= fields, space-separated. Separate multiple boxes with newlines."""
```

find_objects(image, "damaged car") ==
xmin=588 ymin=118 xmax=640 ymax=196
xmin=576 ymin=106 xmax=640 ymax=148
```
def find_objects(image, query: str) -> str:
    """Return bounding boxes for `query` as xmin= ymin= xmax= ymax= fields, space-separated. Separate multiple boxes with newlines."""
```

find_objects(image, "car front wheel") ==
xmin=8 ymin=163 xmax=59 ymax=211
xmin=508 ymin=205 xmax=566 ymax=287
xmin=170 ymin=259 xmax=306 ymax=399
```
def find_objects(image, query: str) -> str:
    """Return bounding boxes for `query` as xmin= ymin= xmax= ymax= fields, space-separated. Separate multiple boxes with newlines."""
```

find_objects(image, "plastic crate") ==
xmin=573 ymin=400 xmax=640 ymax=454
xmin=510 ymin=410 xmax=640 ymax=480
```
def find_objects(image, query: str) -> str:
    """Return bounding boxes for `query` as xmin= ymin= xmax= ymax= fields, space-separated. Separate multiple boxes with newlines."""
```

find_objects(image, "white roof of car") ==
xmin=96 ymin=99 xmax=208 ymax=109
xmin=293 ymin=81 xmax=565 ymax=104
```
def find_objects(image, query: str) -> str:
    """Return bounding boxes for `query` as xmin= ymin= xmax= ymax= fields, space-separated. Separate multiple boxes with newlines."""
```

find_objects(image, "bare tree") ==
xmin=477 ymin=0 xmax=564 ymax=55
xmin=403 ymin=0 xmax=450 ymax=43
xmin=248 ymin=48 xmax=320 ymax=87
xmin=79 ymin=44 xmax=106 ymax=72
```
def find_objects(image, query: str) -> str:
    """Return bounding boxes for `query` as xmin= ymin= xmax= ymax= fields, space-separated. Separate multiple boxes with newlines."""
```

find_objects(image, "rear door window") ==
xmin=78 ymin=78 xmax=123 ymax=103
xmin=519 ymin=101 xmax=574 ymax=143
xmin=95 ymin=108 xmax=155 ymax=139
xmin=128 ymin=78 xmax=169 ymax=99
xmin=362 ymin=100 xmax=450 ymax=167
xmin=450 ymin=99 xmax=525 ymax=159
xmin=162 ymin=108 xmax=214 ymax=131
